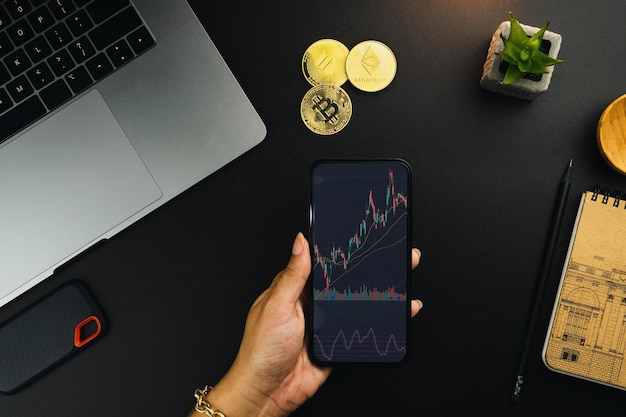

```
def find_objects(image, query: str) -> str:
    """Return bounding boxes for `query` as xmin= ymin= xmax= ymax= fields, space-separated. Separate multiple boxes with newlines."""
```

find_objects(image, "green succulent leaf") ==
xmin=527 ymin=51 xmax=564 ymax=72
xmin=507 ymin=12 xmax=529 ymax=47
xmin=502 ymin=65 xmax=525 ymax=85
xmin=525 ymin=20 xmax=550 ymax=52
xmin=498 ymin=48 xmax=518 ymax=66
xmin=498 ymin=36 xmax=522 ymax=65
xmin=517 ymin=57 xmax=532 ymax=73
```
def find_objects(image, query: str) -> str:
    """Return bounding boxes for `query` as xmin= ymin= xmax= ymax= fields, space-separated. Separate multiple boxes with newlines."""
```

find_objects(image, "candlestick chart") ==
xmin=311 ymin=161 xmax=410 ymax=363
xmin=312 ymin=166 xmax=408 ymax=301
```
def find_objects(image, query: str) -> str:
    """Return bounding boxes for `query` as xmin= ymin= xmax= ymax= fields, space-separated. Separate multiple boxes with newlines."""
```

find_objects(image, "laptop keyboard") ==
xmin=0 ymin=0 xmax=155 ymax=145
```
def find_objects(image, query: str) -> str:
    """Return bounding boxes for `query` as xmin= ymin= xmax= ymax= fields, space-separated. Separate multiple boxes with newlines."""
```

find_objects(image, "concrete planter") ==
xmin=480 ymin=21 xmax=562 ymax=100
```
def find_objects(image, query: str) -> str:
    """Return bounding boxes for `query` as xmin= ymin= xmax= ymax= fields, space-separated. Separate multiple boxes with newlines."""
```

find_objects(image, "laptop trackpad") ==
xmin=0 ymin=90 xmax=162 ymax=298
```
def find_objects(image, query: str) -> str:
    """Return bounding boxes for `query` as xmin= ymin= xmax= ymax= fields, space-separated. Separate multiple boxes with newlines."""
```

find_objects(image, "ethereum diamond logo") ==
xmin=360 ymin=46 xmax=380 ymax=75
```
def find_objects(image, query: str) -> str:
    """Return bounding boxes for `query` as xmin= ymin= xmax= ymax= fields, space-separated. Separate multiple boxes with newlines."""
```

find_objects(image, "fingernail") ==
xmin=413 ymin=248 xmax=422 ymax=259
xmin=415 ymin=299 xmax=424 ymax=310
xmin=292 ymin=232 xmax=304 ymax=255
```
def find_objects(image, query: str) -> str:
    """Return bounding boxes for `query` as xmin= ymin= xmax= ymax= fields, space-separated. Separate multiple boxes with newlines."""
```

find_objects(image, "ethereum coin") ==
xmin=302 ymin=39 xmax=349 ymax=86
xmin=346 ymin=40 xmax=397 ymax=92
xmin=300 ymin=84 xmax=352 ymax=135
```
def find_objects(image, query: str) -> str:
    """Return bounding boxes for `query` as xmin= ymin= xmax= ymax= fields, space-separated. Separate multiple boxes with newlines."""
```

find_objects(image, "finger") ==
xmin=410 ymin=249 xmax=423 ymax=318
xmin=412 ymin=248 xmax=421 ymax=270
xmin=270 ymin=232 xmax=311 ymax=304
xmin=410 ymin=299 xmax=423 ymax=318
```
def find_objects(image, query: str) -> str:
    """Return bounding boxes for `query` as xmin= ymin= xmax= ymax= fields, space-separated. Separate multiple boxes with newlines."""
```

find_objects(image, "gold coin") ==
xmin=300 ymin=84 xmax=352 ymax=135
xmin=302 ymin=39 xmax=349 ymax=86
xmin=346 ymin=40 xmax=397 ymax=92
xmin=597 ymin=94 xmax=626 ymax=175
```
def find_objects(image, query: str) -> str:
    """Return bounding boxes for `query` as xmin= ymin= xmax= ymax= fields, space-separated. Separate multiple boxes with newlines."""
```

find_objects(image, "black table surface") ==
xmin=3 ymin=1 xmax=626 ymax=416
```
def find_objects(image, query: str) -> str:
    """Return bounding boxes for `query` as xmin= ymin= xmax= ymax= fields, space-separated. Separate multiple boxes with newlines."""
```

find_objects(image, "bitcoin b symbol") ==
xmin=312 ymin=95 xmax=339 ymax=125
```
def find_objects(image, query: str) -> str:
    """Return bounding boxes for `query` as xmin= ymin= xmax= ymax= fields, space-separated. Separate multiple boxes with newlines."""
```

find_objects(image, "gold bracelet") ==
xmin=194 ymin=385 xmax=226 ymax=417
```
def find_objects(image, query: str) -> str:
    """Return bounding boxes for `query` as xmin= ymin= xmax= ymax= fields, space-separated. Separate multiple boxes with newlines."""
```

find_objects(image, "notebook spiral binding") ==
xmin=591 ymin=185 xmax=624 ymax=208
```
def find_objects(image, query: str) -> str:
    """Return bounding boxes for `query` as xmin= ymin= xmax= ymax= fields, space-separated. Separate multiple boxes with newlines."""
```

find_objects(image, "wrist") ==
xmin=207 ymin=382 xmax=257 ymax=417
xmin=196 ymin=376 xmax=287 ymax=417
xmin=192 ymin=372 xmax=268 ymax=417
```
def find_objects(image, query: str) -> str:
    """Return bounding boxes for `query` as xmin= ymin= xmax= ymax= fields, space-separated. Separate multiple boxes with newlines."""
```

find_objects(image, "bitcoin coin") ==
xmin=300 ymin=84 xmax=352 ymax=135
xmin=302 ymin=39 xmax=349 ymax=86
xmin=346 ymin=40 xmax=397 ymax=92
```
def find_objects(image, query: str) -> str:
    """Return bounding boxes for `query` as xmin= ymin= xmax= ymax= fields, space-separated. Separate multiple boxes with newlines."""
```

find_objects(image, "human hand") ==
xmin=190 ymin=233 xmax=423 ymax=417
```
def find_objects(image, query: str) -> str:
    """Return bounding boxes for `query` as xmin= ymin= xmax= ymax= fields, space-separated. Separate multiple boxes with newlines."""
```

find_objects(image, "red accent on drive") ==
xmin=74 ymin=315 xmax=102 ymax=347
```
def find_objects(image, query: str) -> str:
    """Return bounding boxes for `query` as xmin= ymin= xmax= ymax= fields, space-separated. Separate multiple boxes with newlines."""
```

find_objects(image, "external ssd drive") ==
xmin=0 ymin=280 xmax=107 ymax=395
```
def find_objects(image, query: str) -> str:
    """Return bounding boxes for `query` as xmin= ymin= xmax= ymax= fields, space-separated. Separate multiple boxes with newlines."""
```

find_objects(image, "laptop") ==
xmin=0 ymin=0 xmax=266 ymax=307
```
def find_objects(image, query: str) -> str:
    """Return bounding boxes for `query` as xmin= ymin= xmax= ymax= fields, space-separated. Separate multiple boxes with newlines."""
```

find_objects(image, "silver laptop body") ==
xmin=0 ymin=0 xmax=266 ymax=307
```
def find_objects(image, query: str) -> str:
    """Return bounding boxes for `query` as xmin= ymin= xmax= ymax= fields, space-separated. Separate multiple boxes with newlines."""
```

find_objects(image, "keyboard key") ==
xmin=45 ymin=22 xmax=72 ymax=49
xmin=127 ymin=26 xmax=155 ymax=55
xmin=40 ymin=78 xmax=72 ymax=110
xmin=49 ymin=0 xmax=76 ymax=20
xmin=85 ymin=52 xmax=112 ymax=80
xmin=89 ymin=6 xmax=140 ymax=50
xmin=4 ymin=0 xmax=32 ymax=20
xmin=0 ymin=95 xmax=46 ymax=144
xmin=7 ymin=18 xmax=35 ymax=46
xmin=106 ymin=39 xmax=133 ymax=67
xmin=6 ymin=74 xmax=34 ymax=102
xmin=26 ymin=61 xmax=54 ymax=89
xmin=65 ymin=65 xmax=92 ymax=93
xmin=24 ymin=35 xmax=52 ymax=62
xmin=27 ymin=5 xmax=55 ymax=33
xmin=0 ymin=88 xmax=13 ymax=113
xmin=0 ymin=62 xmax=10 ymax=84
xmin=30 ymin=0 xmax=49 ymax=8
xmin=68 ymin=35 xmax=95 ymax=63
xmin=86 ymin=0 xmax=130 ymax=24
xmin=66 ymin=9 xmax=93 ymax=37
xmin=47 ymin=49 xmax=74 ymax=76
xmin=0 ymin=32 xmax=13 ymax=59
xmin=4 ymin=48 xmax=32 ymax=76
xmin=0 ymin=6 xmax=12 ymax=31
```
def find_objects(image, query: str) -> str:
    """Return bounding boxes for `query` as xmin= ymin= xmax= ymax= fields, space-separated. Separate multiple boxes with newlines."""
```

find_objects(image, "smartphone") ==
xmin=309 ymin=159 xmax=411 ymax=365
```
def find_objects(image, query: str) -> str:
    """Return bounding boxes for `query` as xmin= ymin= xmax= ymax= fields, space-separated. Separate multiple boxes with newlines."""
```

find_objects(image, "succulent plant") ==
xmin=498 ymin=12 xmax=564 ymax=85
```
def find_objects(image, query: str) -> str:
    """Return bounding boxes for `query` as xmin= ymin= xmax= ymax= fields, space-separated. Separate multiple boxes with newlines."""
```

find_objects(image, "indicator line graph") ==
xmin=313 ymin=327 xmax=406 ymax=361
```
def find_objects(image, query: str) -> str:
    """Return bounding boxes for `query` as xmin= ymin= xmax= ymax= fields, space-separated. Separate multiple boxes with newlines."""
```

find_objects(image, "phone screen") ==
xmin=309 ymin=159 xmax=411 ymax=365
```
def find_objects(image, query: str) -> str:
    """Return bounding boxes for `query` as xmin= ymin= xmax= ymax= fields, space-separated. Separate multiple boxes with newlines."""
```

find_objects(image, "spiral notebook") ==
xmin=543 ymin=187 xmax=626 ymax=390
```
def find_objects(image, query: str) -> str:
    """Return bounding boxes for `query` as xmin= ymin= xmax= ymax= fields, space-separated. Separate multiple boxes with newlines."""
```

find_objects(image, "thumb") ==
xmin=270 ymin=233 xmax=311 ymax=304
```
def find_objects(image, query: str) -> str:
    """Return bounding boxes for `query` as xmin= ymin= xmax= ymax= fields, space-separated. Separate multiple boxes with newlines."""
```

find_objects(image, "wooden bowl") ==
xmin=598 ymin=94 xmax=626 ymax=175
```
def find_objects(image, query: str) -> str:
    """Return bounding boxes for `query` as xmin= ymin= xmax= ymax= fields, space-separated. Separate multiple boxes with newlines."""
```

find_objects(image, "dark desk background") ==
xmin=2 ymin=1 xmax=626 ymax=415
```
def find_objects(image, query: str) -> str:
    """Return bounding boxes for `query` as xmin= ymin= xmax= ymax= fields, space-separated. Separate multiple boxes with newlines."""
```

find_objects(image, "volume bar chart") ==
xmin=314 ymin=284 xmax=407 ymax=301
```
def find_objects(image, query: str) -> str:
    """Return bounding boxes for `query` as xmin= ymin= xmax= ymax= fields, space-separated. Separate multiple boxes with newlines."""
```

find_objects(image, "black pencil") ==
xmin=511 ymin=159 xmax=572 ymax=402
